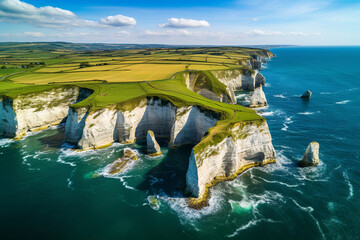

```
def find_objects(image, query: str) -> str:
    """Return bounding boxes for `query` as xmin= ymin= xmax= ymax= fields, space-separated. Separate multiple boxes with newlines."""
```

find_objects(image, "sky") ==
xmin=0 ymin=0 xmax=359 ymax=45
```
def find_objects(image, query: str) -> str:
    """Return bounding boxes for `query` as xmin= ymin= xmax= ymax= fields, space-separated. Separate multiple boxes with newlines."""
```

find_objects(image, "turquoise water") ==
xmin=1 ymin=47 xmax=359 ymax=239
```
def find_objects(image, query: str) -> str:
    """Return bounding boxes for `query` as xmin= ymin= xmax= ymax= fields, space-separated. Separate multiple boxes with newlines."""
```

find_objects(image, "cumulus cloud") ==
xmin=245 ymin=29 xmax=321 ymax=36
xmin=100 ymin=15 xmax=136 ymax=27
xmin=0 ymin=0 xmax=136 ymax=28
xmin=159 ymin=18 xmax=210 ymax=28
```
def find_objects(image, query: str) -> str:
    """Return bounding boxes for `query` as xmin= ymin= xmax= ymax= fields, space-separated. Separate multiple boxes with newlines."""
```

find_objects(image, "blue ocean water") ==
xmin=0 ymin=47 xmax=359 ymax=239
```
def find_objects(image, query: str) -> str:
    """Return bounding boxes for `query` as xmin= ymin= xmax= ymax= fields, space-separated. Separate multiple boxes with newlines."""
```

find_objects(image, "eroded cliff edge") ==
xmin=0 ymin=48 xmax=275 ymax=207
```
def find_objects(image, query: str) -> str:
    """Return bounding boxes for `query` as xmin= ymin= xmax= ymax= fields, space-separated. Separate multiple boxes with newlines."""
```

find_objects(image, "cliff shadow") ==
xmin=134 ymin=98 xmax=175 ymax=141
xmin=136 ymin=143 xmax=194 ymax=198
xmin=38 ymin=126 xmax=65 ymax=149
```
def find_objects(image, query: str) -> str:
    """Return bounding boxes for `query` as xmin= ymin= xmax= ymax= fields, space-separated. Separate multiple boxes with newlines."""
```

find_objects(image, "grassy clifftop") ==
xmin=0 ymin=45 xmax=271 ymax=150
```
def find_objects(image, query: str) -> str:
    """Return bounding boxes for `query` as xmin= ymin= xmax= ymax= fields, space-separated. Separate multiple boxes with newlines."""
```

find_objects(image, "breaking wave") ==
xmin=343 ymin=171 xmax=354 ymax=200
xmin=335 ymin=100 xmax=350 ymax=104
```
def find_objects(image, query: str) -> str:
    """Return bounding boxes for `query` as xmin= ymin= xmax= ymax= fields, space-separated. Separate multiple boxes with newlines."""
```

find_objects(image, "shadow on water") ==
xmin=38 ymin=127 xmax=65 ymax=149
xmin=136 ymin=141 xmax=194 ymax=198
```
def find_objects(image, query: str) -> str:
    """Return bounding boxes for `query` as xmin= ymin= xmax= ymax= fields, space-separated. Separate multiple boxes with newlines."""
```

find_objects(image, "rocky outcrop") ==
xmin=103 ymin=148 xmax=138 ymax=175
xmin=298 ymin=142 xmax=319 ymax=167
xmin=212 ymin=69 xmax=256 ymax=92
xmin=186 ymin=120 xmax=276 ymax=201
xmin=147 ymin=130 xmax=161 ymax=156
xmin=65 ymin=98 xmax=218 ymax=150
xmin=301 ymin=90 xmax=312 ymax=99
xmin=0 ymin=87 xmax=92 ymax=139
xmin=255 ymin=73 xmax=265 ymax=88
xmin=184 ymin=71 xmax=235 ymax=104
xmin=250 ymin=86 xmax=267 ymax=108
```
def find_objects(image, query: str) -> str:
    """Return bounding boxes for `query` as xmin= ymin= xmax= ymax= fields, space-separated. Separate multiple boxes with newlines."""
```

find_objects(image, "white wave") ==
xmin=335 ymin=100 xmax=350 ymax=104
xmin=159 ymin=188 xmax=225 ymax=226
xmin=0 ymin=138 xmax=13 ymax=147
xmin=227 ymin=218 xmax=279 ymax=238
xmin=255 ymin=176 xmax=303 ymax=188
xmin=281 ymin=116 xmax=293 ymax=131
xmin=292 ymin=199 xmax=325 ymax=239
xmin=349 ymin=88 xmax=358 ymax=91
xmin=343 ymin=171 xmax=354 ymax=200
xmin=320 ymin=92 xmax=331 ymax=95
xmin=265 ymin=83 xmax=271 ymax=87
xmin=273 ymin=94 xmax=287 ymax=99
xmin=296 ymin=159 xmax=329 ymax=182
xmin=259 ymin=111 xmax=274 ymax=116
xmin=298 ymin=112 xmax=315 ymax=115
xmin=56 ymin=155 xmax=76 ymax=167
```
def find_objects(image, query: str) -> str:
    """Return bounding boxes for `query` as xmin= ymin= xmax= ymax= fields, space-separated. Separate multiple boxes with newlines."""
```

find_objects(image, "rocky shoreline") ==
xmin=0 ymin=51 xmax=276 ymax=208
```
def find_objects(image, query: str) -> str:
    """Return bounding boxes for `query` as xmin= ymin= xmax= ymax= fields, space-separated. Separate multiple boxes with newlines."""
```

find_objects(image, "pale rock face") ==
xmin=184 ymin=72 xmax=235 ymax=104
xmin=186 ymin=120 xmax=276 ymax=198
xmin=147 ymin=130 xmax=161 ymax=155
xmin=299 ymin=142 xmax=319 ymax=167
xmin=0 ymin=87 xmax=87 ymax=139
xmin=169 ymin=106 xmax=218 ymax=147
xmin=250 ymin=86 xmax=267 ymax=108
xmin=66 ymin=98 xmax=218 ymax=150
xmin=212 ymin=69 xmax=256 ymax=93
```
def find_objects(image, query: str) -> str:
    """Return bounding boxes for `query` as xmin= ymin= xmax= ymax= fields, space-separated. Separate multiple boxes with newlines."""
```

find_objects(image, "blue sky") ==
xmin=0 ymin=0 xmax=359 ymax=45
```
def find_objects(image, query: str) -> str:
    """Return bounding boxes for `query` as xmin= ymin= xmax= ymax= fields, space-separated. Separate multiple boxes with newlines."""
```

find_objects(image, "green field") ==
xmin=0 ymin=42 xmax=272 ymax=149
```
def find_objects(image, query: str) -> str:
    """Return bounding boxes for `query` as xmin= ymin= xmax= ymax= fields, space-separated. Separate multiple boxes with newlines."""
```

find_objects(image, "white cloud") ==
xmin=159 ymin=18 xmax=210 ymax=28
xmin=23 ymin=32 xmax=44 ymax=37
xmin=100 ymin=15 xmax=136 ymax=27
xmin=245 ymin=29 xmax=321 ymax=36
xmin=143 ymin=29 xmax=191 ymax=36
xmin=0 ymin=0 xmax=135 ymax=28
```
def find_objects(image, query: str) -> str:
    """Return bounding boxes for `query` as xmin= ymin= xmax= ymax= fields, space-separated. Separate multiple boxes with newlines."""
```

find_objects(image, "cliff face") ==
xmin=0 ymin=87 xmax=92 ymax=139
xmin=186 ymin=120 xmax=276 ymax=198
xmin=184 ymin=71 xmax=235 ymax=104
xmin=65 ymin=98 xmax=218 ymax=150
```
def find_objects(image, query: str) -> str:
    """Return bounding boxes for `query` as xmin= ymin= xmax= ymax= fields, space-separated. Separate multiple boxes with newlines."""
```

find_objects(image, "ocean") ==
xmin=1 ymin=47 xmax=359 ymax=240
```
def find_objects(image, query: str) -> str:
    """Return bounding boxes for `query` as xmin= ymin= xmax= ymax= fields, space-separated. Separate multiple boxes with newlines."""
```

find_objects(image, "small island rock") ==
xmin=301 ymin=90 xmax=312 ymax=99
xmin=255 ymin=73 xmax=266 ymax=88
xmin=250 ymin=86 xmax=267 ymax=108
xmin=298 ymin=142 xmax=319 ymax=167
xmin=106 ymin=148 xmax=138 ymax=175
xmin=147 ymin=130 xmax=161 ymax=156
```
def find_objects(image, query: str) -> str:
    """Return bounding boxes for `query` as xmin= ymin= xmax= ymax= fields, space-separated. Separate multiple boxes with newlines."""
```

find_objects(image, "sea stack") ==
xmin=250 ymin=86 xmax=267 ymax=108
xmin=298 ymin=142 xmax=319 ymax=167
xmin=147 ymin=130 xmax=161 ymax=156
xmin=301 ymin=90 xmax=312 ymax=99
xmin=255 ymin=73 xmax=266 ymax=88
xmin=106 ymin=148 xmax=138 ymax=175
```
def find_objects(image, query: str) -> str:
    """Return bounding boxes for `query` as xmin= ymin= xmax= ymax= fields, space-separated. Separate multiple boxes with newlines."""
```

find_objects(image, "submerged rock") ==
xmin=250 ymin=86 xmax=267 ymax=108
xmin=301 ymin=90 xmax=312 ymax=99
xmin=105 ymin=148 xmax=138 ymax=175
xmin=147 ymin=130 xmax=161 ymax=156
xmin=298 ymin=142 xmax=319 ymax=167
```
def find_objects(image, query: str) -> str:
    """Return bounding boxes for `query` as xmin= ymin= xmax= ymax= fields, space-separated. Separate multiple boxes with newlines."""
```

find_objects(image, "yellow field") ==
xmin=4 ymin=47 xmax=266 ymax=84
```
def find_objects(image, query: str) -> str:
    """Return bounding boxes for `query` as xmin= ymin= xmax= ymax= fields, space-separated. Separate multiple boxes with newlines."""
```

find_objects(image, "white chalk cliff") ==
xmin=186 ymin=120 xmax=275 ymax=199
xmin=0 ymin=87 xmax=91 ymax=139
xmin=1 ymin=59 xmax=276 ymax=205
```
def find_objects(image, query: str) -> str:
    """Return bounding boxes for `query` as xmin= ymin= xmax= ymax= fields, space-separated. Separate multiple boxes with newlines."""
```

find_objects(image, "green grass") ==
xmin=0 ymin=44 xmax=272 ymax=158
